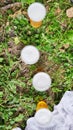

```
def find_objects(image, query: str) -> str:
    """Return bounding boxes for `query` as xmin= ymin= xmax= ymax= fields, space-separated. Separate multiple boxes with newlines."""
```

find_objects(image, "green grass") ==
xmin=0 ymin=0 xmax=73 ymax=129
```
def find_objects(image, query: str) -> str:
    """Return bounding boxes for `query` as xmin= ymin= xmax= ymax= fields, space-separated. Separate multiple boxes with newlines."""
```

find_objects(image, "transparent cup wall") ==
xmin=28 ymin=2 xmax=46 ymax=28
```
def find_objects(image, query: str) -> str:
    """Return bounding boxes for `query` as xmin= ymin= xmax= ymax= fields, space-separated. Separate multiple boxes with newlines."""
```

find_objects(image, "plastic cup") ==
xmin=32 ymin=72 xmax=51 ymax=91
xmin=27 ymin=2 xmax=46 ymax=28
xmin=34 ymin=108 xmax=52 ymax=127
xmin=21 ymin=45 xmax=40 ymax=65
xmin=12 ymin=127 xmax=22 ymax=130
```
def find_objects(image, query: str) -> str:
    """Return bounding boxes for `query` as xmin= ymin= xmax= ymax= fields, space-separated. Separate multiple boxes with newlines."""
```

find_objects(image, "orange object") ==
xmin=36 ymin=101 xmax=48 ymax=111
xmin=30 ymin=19 xmax=42 ymax=28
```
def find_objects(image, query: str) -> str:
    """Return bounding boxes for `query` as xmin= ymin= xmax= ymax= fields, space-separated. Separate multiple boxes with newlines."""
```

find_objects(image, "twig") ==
xmin=1 ymin=2 xmax=22 ymax=11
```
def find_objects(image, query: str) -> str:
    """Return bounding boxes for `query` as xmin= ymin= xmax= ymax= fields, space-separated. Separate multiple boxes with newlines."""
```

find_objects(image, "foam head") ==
xmin=21 ymin=45 xmax=40 ymax=65
xmin=12 ymin=127 xmax=22 ymax=130
xmin=28 ymin=2 xmax=46 ymax=22
xmin=34 ymin=108 xmax=52 ymax=127
xmin=32 ymin=72 xmax=51 ymax=91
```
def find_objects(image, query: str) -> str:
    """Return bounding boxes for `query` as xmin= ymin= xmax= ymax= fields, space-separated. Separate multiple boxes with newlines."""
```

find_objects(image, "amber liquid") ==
xmin=30 ymin=19 xmax=42 ymax=28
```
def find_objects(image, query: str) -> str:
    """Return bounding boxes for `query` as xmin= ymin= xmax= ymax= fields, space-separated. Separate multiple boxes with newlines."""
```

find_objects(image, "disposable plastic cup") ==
xmin=12 ymin=127 xmax=22 ymax=130
xmin=34 ymin=108 xmax=52 ymax=127
xmin=27 ymin=2 xmax=46 ymax=28
xmin=32 ymin=72 xmax=51 ymax=91
xmin=21 ymin=45 xmax=40 ymax=65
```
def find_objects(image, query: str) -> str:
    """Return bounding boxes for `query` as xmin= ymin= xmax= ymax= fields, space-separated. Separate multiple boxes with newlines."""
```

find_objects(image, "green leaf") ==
xmin=21 ymin=0 xmax=35 ymax=4
xmin=0 ymin=92 xmax=3 ymax=97
xmin=67 ymin=30 xmax=73 ymax=41
xmin=15 ymin=114 xmax=24 ymax=122
xmin=14 ymin=37 xmax=20 ymax=44
xmin=0 ymin=58 xmax=3 ymax=63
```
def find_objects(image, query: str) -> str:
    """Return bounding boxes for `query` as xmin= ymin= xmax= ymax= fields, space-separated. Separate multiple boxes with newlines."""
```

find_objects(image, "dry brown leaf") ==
xmin=63 ymin=43 xmax=70 ymax=49
xmin=66 ymin=7 xmax=73 ymax=18
xmin=46 ymin=5 xmax=50 ymax=12
xmin=55 ymin=7 xmax=61 ymax=15
xmin=59 ymin=48 xmax=65 ymax=53
xmin=22 ymin=10 xmax=27 ymax=15
xmin=60 ymin=20 xmax=67 ymax=28
xmin=6 ymin=22 xmax=9 ymax=26
xmin=8 ymin=48 xmax=12 ymax=52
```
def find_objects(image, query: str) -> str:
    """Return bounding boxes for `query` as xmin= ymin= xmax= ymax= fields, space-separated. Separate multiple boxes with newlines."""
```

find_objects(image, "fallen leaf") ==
xmin=60 ymin=21 xmax=67 ymax=28
xmin=59 ymin=48 xmax=65 ymax=53
xmin=63 ymin=43 xmax=70 ymax=49
xmin=66 ymin=7 xmax=73 ymax=18
xmin=46 ymin=5 xmax=50 ymax=12
xmin=22 ymin=10 xmax=27 ymax=15
xmin=8 ymin=48 xmax=12 ymax=52
xmin=55 ymin=7 xmax=61 ymax=15
xmin=6 ymin=22 xmax=9 ymax=26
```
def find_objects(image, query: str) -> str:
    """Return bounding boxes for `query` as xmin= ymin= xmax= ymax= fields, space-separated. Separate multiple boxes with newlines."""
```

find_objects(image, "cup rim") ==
xmin=32 ymin=72 xmax=51 ymax=91
xmin=27 ymin=2 xmax=46 ymax=22
xmin=21 ymin=45 xmax=40 ymax=65
xmin=34 ymin=108 xmax=52 ymax=127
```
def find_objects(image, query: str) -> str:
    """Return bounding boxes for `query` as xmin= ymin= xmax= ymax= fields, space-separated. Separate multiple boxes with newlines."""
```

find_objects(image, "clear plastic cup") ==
xmin=34 ymin=108 xmax=52 ymax=127
xmin=32 ymin=72 xmax=51 ymax=91
xmin=21 ymin=45 xmax=40 ymax=65
xmin=12 ymin=127 xmax=22 ymax=130
xmin=27 ymin=2 xmax=46 ymax=28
